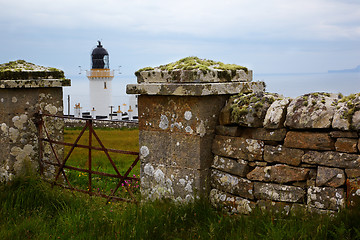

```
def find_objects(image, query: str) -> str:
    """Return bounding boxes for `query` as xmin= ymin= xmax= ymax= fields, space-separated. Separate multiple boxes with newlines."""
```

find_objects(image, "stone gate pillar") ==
xmin=0 ymin=60 xmax=70 ymax=182
xmin=127 ymin=57 xmax=265 ymax=201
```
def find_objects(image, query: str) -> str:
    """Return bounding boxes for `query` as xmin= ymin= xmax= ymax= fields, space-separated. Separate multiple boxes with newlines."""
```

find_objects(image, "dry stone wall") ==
xmin=210 ymin=92 xmax=360 ymax=214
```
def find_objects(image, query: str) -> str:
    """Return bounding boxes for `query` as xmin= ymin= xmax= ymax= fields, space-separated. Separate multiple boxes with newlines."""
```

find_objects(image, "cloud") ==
xmin=2 ymin=0 xmax=359 ymax=41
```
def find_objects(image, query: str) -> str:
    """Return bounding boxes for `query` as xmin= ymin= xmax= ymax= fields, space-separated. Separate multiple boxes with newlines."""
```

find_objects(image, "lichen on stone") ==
xmin=337 ymin=93 xmax=360 ymax=125
xmin=135 ymin=56 xmax=248 ymax=75
xmin=229 ymin=92 xmax=281 ymax=127
xmin=0 ymin=60 xmax=65 ymax=80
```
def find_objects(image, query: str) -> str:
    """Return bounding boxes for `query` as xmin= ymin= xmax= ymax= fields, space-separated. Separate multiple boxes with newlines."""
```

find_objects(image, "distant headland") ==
xmin=328 ymin=65 xmax=360 ymax=73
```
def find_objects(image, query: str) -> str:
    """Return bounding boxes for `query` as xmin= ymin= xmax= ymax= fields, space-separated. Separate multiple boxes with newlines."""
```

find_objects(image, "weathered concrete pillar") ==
xmin=127 ymin=57 xmax=264 ymax=201
xmin=0 ymin=60 xmax=70 ymax=181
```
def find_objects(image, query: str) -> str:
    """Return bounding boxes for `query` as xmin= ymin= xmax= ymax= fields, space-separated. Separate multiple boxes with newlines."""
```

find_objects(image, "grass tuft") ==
xmin=2 ymin=176 xmax=360 ymax=239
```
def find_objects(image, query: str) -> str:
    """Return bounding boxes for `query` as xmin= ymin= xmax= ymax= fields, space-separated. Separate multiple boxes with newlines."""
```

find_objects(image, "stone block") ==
xmin=141 ymin=162 xmax=209 ymax=201
xmin=248 ymin=161 xmax=268 ymax=167
xmin=238 ymin=127 xmax=287 ymax=142
xmin=9 ymin=89 xmax=41 ymax=115
xmin=335 ymin=138 xmax=358 ymax=153
xmin=316 ymin=166 xmax=345 ymax=187
xmin=171 ymin=133 xmax=214 ymax=170
xmin=306 ymin=206 xmax=337 ymax=215
xmin=264 ymin=145 xmax=304 ymax=166
xmin=212 ymin=135 xmax=264 ymax=161
xmin=138 ymin=95 xmax=227 ymax=136
xmin=332 ymin=94 xmax=360 ymax=131
xmin=230 ymin=92 xmax=282 ymax=127
xmin=209 ymin=189 xmax=255 ymax=214
xmin=346 ymin=178 xmax=360 ymax=207
xmin=330 ymin=131 xmax=358 ymax=138
xmin=127 ymin=82 xmax=265 ymax=96
xmin=139 ymin=130 xmax=214 ymax=170
xmin=139 ymin=131 xmax=171 ymax=165
xmin=284 ymin=131 xmax=335 ymax=151
xmin=285 ymin=93 xmax=338 ymax=129
xmin=256 ymin=200 xmax=292 ymax=214
xmin=219 ymin=98 xmax=234 ymax=126
xmin=211 ymin=169 xmax=254 ymax=199
xmin=136 ymin=68 xmax=253 ymax=83
xmin=263 ymin=98 xmax=291 ymax=129
xmin=302 ymin=151 xmax=360 ymax=168
xmin=212 ymin=155 xmax=249 ymax=177
xmin=247 ymin=164 xmax=310 ymax=184
xmin=254 ymin=182 xmax=305 ymax=203
xmin=307 ymin=186 xmax=345 ymax=211
xmin=345 ymin=169 xmax=360 ymax=178
xmin=353 ymin=111 xmax=360 ymax=130
xmin=215 ymin=125 xmax=241 ymax=137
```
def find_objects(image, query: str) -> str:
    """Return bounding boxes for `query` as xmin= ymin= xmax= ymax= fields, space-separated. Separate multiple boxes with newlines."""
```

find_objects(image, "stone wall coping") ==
xmin=0 ymin=79 xmax=71 ymax=88
xmin=126 ymin=81 xmax=265 ymax=96
xmin=136 ymin=69 xmax=253 ymax=84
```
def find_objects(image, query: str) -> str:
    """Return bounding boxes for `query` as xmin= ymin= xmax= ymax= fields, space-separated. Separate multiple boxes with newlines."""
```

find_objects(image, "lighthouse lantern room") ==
xmin=87 ymin=41 xmax=114 ymax=118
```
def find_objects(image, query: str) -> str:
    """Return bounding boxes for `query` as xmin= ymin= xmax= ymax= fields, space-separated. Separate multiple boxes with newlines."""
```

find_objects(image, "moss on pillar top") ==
xmin=0 ymin=60 xmax=65 ymax=80
xmin=136 ymin=56 xmax=248 ymax=74
xmin=135 ymin=57 xmax=252 ymax=83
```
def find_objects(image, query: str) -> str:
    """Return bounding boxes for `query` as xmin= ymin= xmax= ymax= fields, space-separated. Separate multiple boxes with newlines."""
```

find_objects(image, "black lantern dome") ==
xmin=91 ymin=41 xmax=109 ymax=69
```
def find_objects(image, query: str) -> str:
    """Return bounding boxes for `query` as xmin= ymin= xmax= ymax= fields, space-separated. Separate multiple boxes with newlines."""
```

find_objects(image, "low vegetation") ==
xmin=1 ymin=175 xmax=360 ymax=239
xmin=2 ymin=128 xmax=360 ymax=239
xmin=136 ymin=56 xmax=248 ymax=74
xmin=0 ymin=60 xmax=65 ymax=80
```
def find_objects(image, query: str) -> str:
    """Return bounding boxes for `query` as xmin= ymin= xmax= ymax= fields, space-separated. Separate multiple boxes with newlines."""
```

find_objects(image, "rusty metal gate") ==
xmin=36 ymin=113 xmax=140 ymax=203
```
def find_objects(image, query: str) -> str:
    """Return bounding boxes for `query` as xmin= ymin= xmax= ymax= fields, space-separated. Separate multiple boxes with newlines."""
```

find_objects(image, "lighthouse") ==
xmin=87 ymin=41 xmax=114 ymax=118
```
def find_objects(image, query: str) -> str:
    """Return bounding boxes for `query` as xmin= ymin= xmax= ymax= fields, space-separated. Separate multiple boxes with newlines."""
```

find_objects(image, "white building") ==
xmin=86 ymin=41 xmax=114 ymax=118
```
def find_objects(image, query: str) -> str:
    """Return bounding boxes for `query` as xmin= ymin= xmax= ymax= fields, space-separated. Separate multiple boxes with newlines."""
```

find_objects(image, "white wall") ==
xmin=89 ymin=77 xmax=113 ymax=117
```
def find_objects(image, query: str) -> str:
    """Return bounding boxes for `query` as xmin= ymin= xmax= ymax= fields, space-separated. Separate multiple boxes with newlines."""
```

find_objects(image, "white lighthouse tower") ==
xmin=87 ymin=41 xmax=114 ymax=118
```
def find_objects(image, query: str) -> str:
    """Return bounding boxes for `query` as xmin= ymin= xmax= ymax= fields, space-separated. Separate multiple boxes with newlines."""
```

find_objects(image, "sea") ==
xmin=62 ymin=72 xmax=360 ymax=115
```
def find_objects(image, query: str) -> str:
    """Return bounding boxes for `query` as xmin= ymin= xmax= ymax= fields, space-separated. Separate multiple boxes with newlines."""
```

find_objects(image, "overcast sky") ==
xmin=1 ymin=0 xmax=359 ymax=81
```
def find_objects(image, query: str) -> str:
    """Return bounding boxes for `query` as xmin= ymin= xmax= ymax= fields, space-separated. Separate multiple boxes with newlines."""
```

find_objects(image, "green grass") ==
xmin=59 ymin=127 xmax=140 ymax=200
xmin=1 ymin=176 xmax=360 ymax=239
xmin=4 ymin=127 xmax=360 ymax=239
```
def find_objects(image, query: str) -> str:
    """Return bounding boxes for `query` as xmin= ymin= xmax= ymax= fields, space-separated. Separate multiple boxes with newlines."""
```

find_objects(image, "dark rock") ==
xmin=219 ymin=98 xmax=234 ymax=126
xmin=247 ymin=164 xmax=310 ymax=184
xmin=346 ymin=178 xmax=360 ymax=207
xmin=316 ymin=166 xmax=345 ymax=187
xmin=345 ymin=169 xmax=360 ymax=178
xmin=330 ymin=131 xmax=358 ymax=138
xmin=256 ymin=200 xmax=292 ymax=214
xmin=212 ymin=155 xmax=249 ymax=177
xmin=238 ymin=127 xmax=287 ymax=141
xmin=335 ymin=138 xmax=358 ymax=153
xmin=215 ymin=125 xmax=241 ymax=136
xmin=302 ymin=151 xmax=360 ymax=168
xmin=284 ymin=131 xmax=335 ymax=150
xmin=264 ymin=145 xmax=304 ymax=166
